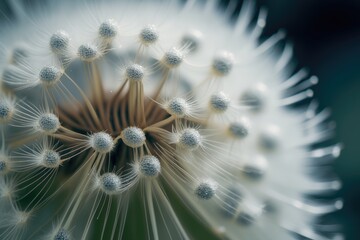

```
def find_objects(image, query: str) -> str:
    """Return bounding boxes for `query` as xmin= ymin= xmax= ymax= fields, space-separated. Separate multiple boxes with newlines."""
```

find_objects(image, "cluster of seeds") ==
xmin=0 ymin=1 xmax=341 ymax=240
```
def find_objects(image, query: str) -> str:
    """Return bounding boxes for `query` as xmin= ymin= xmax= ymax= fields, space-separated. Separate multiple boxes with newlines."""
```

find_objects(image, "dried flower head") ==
xmin=0 ymin=0 xmax=342 ymax=240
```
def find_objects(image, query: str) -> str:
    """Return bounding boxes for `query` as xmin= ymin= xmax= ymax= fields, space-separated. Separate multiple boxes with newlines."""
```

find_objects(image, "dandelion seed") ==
xmin=0 ymin=159 xmax=8 ymax=174
xmin=50 ymin=31 xmax=70 ymax=54
xmin=0 ymin=161 xmax=6 ymax=172
xmin=54 ymin=228 xmax=70 ymax=240
xmin=36 ymin=113 xmax=60 ymax=134
xmin=138 ymin=155 xmax=161 ymax=177
xmin=40 ymin=149 xmax=61 ymax=168
xmin=0 ymin=96 xmax=15 ymax=123
xmin=209 ymin=92 xmax=230 ymax=114
xmin=125 ymin=64 xmax=144 ymax=82
xmin=39 ymin=66 xmax=62 ymax=86
xmin=162 ymin=48 xmax=183 ymax=68
xmin=228 ymin=119 xmax=250 ymax=139
xmin=89 ymin=132 xmax=114 ymax=153
xmin=195 ymin=180 xmax=217 ymax=200
xmin=121 ymin=127 xmax=146 ymax=148
xmin=78 ymin=44 xmax=99 ymax=61
xmin=98 ymin=19 xmax=118 ymax=40
xmin=98 ymin=173 xmax=122 ymax=194
xmin=165 ymin=97 xmax=189 ymax=117
xmin=139 ymin=25 xmax=158 ymax=45
xmin=177 ymin=128 xmax=202 ymax=151
xmin=211 ymin=51 xmax=234 ymax=77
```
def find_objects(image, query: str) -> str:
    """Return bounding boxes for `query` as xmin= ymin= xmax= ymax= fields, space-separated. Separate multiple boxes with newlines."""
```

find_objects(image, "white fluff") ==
xmin=0 ymin=0 xmax=341 ymax=240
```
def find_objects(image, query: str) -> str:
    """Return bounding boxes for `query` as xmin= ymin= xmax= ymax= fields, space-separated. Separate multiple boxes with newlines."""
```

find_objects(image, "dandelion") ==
xmin=0 ymin=0 xmax=342 ymax=239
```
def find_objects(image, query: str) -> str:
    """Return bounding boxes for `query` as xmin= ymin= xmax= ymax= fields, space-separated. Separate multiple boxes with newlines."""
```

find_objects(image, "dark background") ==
xmin=251 ymin=0 xmax=360 ymax=239
xmin=0 ymin=0 xmax=359 ymax=239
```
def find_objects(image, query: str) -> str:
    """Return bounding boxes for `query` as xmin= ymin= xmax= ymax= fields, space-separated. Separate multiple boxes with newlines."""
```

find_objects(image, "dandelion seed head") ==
xmin=54 ymin=228 xmax=70 ymax=240
xmin=178 ymin=128 xmax=202 ymax=151
xmin=139 ymin=25 xmax=158 ymax=45
xmin=211 ymin=51 xmax=234 ymax=77
xmin=39 ymin=66 xmax=62 ymax=85
xmin=0 ymin=97 xmax=14 ymax=122
xmin=209 ymin=92 xmax=230 ymax=113
xmin=166 ymin=97 xmax=189 ymax=117
xmin=40 ymin=149 xmax=61 ymax=168
xmin=126 ymin=64 xmax=144 ymax=82
xmin=50 ymin=31 xmax=70 ymax=54
xmin=89 ymin=132 xmax=114 ymax=153
xmin=228 ymin=119 xmax=250 ymax=139
xmin=195 ymin=180 xmax=217 ymax=200
xmin=139 ymin=155 xmax=161 ymax=177
xmin=98 ymin=173 xmax=121 ymax=194
xmin=0 ymin=0 xmax=341 ymax=239
xmin=78 ymin=44 xmax=99 ymax=61
xmin=36 ymin=113 xmax=60 ymax=134
xmin=98 ymin=19 xmax=118 ymax=40
xmin=162 ymin=48 xmax=183 ymax=68
xmin=0 ymin=160 xmax=8 ymax=173
xmin=121 ymin=127 xmax=146 ymax=148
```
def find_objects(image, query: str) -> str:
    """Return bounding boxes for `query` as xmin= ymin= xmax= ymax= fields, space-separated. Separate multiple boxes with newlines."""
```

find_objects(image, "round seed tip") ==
xmin=139 ymin=155 xmax=161 ymax=177
xmin=126 ymin=64 xmax=144 ymax=82
xmin=228 ymin=119 xmax=250 ymax=139
xmin=139 ymin=25 xmax=159 ymax=45
xmin=99 ymin=173 xmax=121 ymax=194
xmin=166 ymin=97 xmax=189 ymax=117
xmin=90 ymin=132 xmax=114 ymax=153
xmin=99 ymin=19 xmax=118 ymax=40
xmin=178 ymin=128 xmax=202 ymax=151
xmin=50 ymin=31 xmax=70 ymax=54
xmin=41 ymin=150 xmax=61 ymax=168
xmin=195 ymin=180 xmax=217 ymax=200
xmin=0 ymin=159 xmax=8 ymax=174
xmin=162 ymin=48 xmax=183 ymax=68
xmin=78 ymin=44 xmax=99 ymax=61
xmin=121 ymin=127 xmax=146 ymax=148
xmin=39 ymin=66 xmax=62 ymax=85
xmin=0 ymin=97 xmax=14 ymax=123
xmin=212 ymin=51 xmax=234 ymax=77
xmin=54 ymin=228 xmax=70 ymax=240
xmin=37 ymin=113 xmax=60 ymax=134
xmin=209 ymin=92 xmax=230 ymax=113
